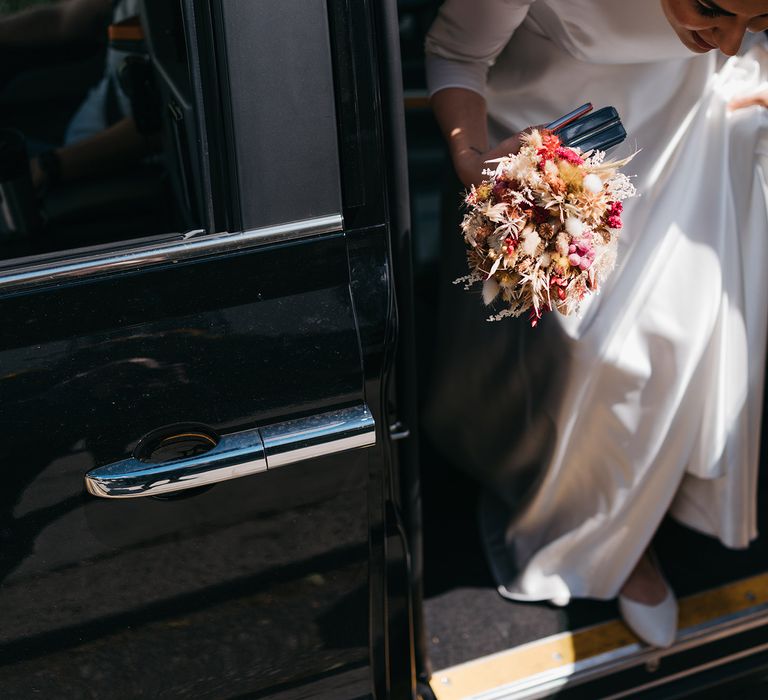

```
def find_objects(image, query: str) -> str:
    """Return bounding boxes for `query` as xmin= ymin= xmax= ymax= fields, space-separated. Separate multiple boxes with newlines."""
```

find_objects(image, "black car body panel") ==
xmin=0 ymin=0 xmax=410 ymax=697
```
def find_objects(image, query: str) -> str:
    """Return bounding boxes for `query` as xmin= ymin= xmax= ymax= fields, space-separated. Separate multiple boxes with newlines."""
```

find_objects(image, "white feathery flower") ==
xmin=480 ymin=202 xmax=509 ymax=223
xmin=544 ymin=159 xmax=559 ymax=177
xmin=482 ymin=278 xmax=500 ymax=305
xmin=583 ymin=173 xmax=603 ymax=194
xmin=520 ymin=226 xmax=541 ymax=257
xmin=565 ymin=217 xmax=584 ymax=237
xmin=525 ymin=130 xmax=543 ymax=149
xmin=607 ymin=173 xmax=637 ymax=201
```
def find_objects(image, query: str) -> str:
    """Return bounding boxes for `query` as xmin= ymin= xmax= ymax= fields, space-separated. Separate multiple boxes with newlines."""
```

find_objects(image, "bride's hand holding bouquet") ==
xmin=455 ymin=130 xmax=534 ymax=188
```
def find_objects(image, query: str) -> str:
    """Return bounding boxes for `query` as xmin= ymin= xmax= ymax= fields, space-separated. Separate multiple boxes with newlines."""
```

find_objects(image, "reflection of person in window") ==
xmin=0 ymin=0 xmax=111 ymax=49
xmin=0 ymin=0 xmax=153 ymax=192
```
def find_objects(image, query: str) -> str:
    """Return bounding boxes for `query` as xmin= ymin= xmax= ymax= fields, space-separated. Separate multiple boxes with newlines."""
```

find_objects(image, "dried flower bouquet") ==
xmin=456 ymin=129 xmax=637 ymax=326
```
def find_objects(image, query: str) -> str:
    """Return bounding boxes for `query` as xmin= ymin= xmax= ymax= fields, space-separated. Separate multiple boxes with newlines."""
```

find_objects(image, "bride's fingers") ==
xmin=487 ymin=125 xmax=544 ymax=159
xmin=491 ymin=134 xmax=523 ymax=155
xmin=728 ymin=90 xmax=768 ymax=111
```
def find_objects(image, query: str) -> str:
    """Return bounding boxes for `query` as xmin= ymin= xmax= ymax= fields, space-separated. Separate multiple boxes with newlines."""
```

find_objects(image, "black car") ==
xmin=1 ymin=1 xmax=768 ymax=698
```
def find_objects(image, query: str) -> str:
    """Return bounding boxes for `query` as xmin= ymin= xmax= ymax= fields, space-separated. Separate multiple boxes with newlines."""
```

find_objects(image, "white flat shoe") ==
xmin=618 ymin=588 xmax=678 ymax=648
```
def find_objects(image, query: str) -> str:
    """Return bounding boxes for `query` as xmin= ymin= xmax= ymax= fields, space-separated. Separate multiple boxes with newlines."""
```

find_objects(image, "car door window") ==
xmin=0 ymin=0 xmax=206 ymax=263
xmin=0 ymin=0 xmax=347 ymax=281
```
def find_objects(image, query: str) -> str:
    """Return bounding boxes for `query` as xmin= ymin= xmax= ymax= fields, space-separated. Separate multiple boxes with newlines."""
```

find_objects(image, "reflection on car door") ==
xmin=0 ymin=1 xmax=402 ymax=698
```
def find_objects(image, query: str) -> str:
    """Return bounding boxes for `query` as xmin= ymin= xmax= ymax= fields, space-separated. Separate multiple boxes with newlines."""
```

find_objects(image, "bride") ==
xmin=423 ymin=0 xmax=768 ymax=648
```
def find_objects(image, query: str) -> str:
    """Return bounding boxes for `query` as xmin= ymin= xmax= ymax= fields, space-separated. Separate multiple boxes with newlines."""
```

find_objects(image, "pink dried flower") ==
xmin=606 ymin=201 xmax=623 ymax=229
xmin=555 ymin=146 xmax=584 ymax=165
xmin=568 ymin=239 xmax=596 ymax=271
xmin=529 ymin=304 xmax=550 ymax=328
xmin=550 ymin=275 xmax=568 ymax=301
xmin=504 ymin=234 xmax=517 ymax=255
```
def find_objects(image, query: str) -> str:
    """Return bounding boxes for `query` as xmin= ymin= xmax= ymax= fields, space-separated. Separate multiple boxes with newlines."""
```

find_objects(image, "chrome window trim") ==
xmin=0 ymin=213 xmax=343 ymax=293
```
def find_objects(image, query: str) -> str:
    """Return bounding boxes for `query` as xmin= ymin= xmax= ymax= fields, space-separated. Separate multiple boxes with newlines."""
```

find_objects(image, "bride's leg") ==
xmin=619 ymin=549 xmax=669 ymax=605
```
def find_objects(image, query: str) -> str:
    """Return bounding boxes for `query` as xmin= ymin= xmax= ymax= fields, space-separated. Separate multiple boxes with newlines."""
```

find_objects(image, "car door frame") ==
xmin=0 ymin=0 xmax=420 ymax=697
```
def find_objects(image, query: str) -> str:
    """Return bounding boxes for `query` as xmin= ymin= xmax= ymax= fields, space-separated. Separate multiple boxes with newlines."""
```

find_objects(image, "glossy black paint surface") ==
xmin=0 ymin=232 xmax=388 ymax=698
xmin=0 ymin=455 xmax=369 ymax=697
xmin=0 ymin=0 xmax=413 ymax=696
xmin=2 ymin=237 xmax=361 ymax=425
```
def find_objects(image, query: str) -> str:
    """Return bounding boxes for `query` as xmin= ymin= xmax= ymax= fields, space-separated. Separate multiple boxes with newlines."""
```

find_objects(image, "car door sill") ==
xmin=429 ymin=571 xmax=768 ymax=700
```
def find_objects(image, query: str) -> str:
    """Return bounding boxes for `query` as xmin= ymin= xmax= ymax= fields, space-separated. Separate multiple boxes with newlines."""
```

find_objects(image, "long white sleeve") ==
xmin=424 ymin=0 xmax=536 ymax=97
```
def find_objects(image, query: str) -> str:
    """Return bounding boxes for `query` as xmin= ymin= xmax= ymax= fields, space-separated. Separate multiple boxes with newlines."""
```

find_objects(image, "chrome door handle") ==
xmin=85 ymin=427 xmax=267 ymax=499
xmin=85 ymin=404 xmax=375 ymax=499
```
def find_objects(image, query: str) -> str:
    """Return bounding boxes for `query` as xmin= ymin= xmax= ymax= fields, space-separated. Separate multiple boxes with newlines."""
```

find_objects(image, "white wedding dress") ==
xmin=424 ymin=0 xmax=768 ymax=603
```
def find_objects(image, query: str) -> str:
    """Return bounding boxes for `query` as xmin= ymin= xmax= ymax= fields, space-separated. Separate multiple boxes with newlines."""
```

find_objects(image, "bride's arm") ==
xmin=425 ymin=0 xmax=537 ymax=187
xmin=430 ymin=87 xmax=528 ymax=188
xmin=430 ymin=87 xmax=490 ymax=188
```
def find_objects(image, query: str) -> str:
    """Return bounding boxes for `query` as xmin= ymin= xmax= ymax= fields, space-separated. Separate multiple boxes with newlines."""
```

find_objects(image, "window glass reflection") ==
xmin=0 ymin=0 xmax=203 ymax=262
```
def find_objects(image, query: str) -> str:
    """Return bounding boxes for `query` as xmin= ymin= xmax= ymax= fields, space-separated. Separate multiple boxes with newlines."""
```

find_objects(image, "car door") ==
xmin=0 ymin=1 xmax=411 ymax=698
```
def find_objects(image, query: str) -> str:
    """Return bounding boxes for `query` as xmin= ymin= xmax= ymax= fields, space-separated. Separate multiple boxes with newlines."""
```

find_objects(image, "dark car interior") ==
xmin=0 ymin=0 xmax=203 ymax=264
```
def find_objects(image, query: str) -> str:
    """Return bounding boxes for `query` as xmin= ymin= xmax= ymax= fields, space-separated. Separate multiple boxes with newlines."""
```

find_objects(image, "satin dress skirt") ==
xmin=423 ymin=49 xmax=768 ymax=603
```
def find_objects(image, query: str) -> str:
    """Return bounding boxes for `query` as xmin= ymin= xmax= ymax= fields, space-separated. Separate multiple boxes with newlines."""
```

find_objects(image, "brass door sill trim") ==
xmin=430 ymin=571 xmax=768 ymax=700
